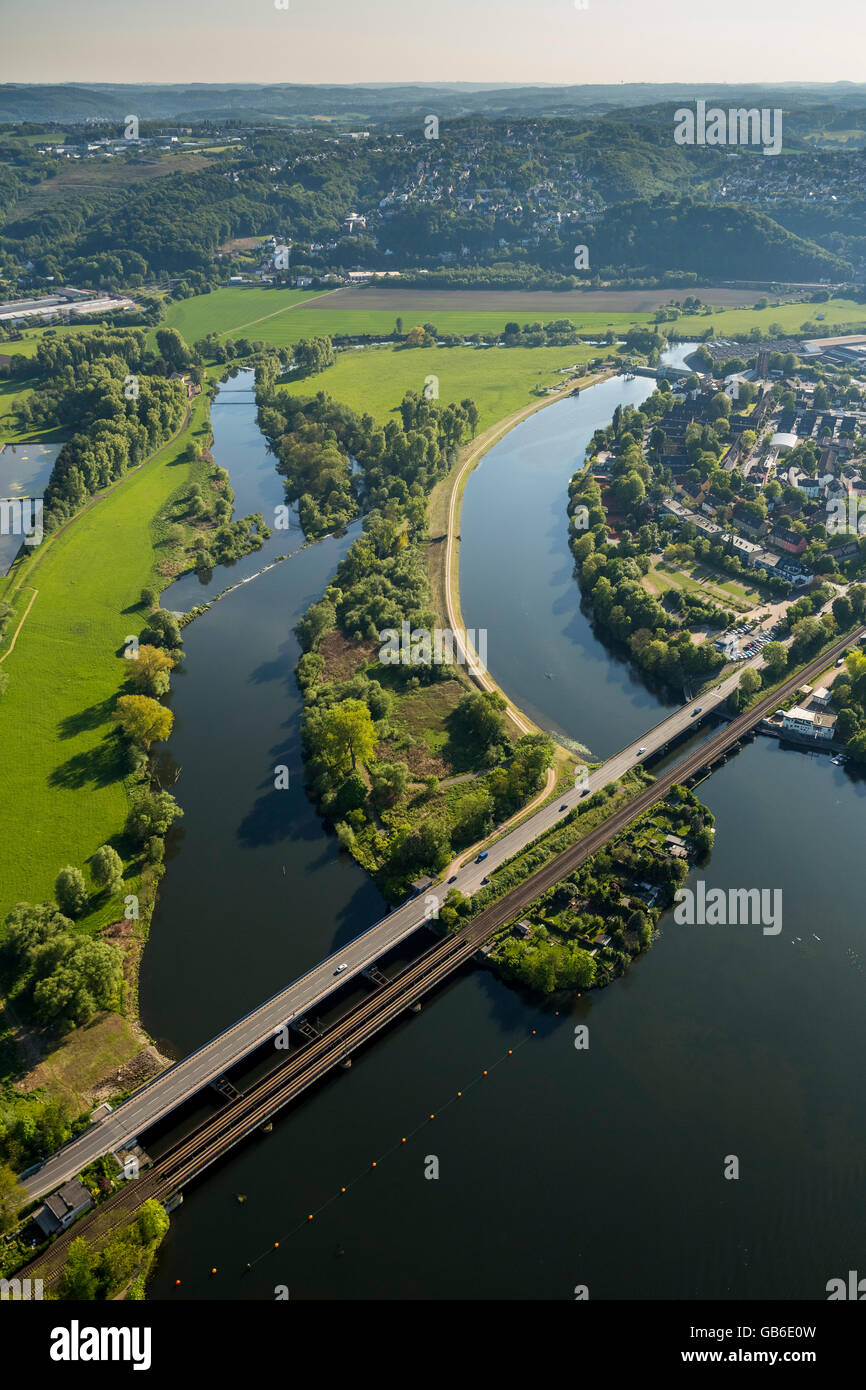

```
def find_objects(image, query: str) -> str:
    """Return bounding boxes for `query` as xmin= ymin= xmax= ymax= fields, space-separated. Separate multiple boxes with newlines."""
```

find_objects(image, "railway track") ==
xmin=25 ymin=627 xmax=862 ymax=1287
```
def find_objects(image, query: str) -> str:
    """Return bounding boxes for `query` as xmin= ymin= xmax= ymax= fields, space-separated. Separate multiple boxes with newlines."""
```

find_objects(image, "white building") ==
xmin=781 ymin=706 xmax=836 ymax=740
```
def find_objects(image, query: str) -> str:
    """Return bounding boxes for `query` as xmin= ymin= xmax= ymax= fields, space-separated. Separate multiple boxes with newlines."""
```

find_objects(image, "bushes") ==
xmin=1 ymin=901 xmax=123 ymax=1028
xmin=57 ymin=1200 xmax=170 ymax=1301
xmin=54 ymin=865 xmax=88 ymax=919
xmin=125 ymin=791 xmax=183 ymax=846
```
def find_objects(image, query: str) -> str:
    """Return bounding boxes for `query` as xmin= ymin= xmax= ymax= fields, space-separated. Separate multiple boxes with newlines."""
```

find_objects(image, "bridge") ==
xmin=20 ymin=628 xmax=862 ymax=1224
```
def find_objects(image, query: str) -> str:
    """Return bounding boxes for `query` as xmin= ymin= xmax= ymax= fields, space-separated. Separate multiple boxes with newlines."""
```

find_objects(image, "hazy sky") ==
xmin=2 ymin=0 xmax=864 ymax=86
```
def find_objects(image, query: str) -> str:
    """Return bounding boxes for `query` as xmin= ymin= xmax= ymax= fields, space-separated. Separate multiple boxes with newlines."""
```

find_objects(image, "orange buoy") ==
xmin=372 ymin=1161 xmax=377 ymax=1168
xmin=457 ymin=1091 xmax=462 ymax=1097
xmin=274 ymin=1241 xmax=279 ymax=1248
xmin=175 ymin=1279 xmax=181 ymax=1286
xmin=308 ymin=1214 xmax=313 ymax=1220
xmin=211 ymin=1268 xmax=217 ymax=1274
xmin=341 ymin=1186 xmax=346 ymax=1192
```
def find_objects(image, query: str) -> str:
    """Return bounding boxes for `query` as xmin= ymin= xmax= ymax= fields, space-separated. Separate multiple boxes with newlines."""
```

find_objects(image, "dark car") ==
xmin=476 ymin=851 xmax=488 ymax=862
xmin=559 ymin=802 xmax=568 ymax=811
xmin=448 ymin=875 xmax=457 ymax=883
xmin=481 ymin=876 xmax=490 ymax=885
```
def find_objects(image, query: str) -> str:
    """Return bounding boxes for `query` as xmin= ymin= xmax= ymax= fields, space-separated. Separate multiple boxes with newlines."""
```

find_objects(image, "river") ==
xmin=141 ymin=361 xmax=866 ymax=1300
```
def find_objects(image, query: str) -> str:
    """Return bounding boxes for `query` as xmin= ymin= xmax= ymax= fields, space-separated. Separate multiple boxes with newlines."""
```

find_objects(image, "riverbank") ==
xmin=428 ymin=367 xmax=616 ymax=740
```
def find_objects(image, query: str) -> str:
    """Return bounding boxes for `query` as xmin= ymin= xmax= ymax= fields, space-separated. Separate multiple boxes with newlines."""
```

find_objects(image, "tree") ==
xmin=453 ymin=690 xmax=509 ymax=760
xmin=832 ymin=594 xmax=853 ymax=630
xmin=137 ymin=1198 xmax=170 ymax=1244
xmin=849 ymin=584 xmax=866 ymax=620
xmin=370 ymin=759 xmax=410 ymax=809
xmin=126 ymin=791 xmax=183 ymax=845
xmin=126 ymin=644 xmax=175 ymax=698
xmin=140 ymin=586 xmax=158 ymax=609
xmin=155 ymin=327 xmax=191 ymax=374
xmin=316 ymin=699 xmax=377 ymax=774
xmin=32 ymin=937 xmax=123 ymax=1024
xmin=91 ymin=844 xmax=124 ymax=895
xmin=0 ymin=1162 xmax=27 ymax=1234
xmin=789 ymin=616 xmax=823 ymax=660
xmin=113 ymin=694 xmax=174 ymax=747
xmin=762 ymin=640 xmax=787 ymax=677
xmin=140 ymin=609 xmax=183 ymax=650
xmin=59 ymin=1238 xmax=98 ymax=1301
xmin=836 ymin=707 xmax=860 ymax=742
xmin=55 ymin=864 xmax=88 ymax=919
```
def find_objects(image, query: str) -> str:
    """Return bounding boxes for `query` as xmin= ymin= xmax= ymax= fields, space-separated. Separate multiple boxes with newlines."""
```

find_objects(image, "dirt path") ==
xmin=0 ymin=585 xmax=38 ymax=664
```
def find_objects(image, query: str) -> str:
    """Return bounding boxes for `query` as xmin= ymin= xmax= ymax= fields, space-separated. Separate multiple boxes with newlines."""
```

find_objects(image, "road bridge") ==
xmin=21 ymin=629 xmax=861 ymax=1204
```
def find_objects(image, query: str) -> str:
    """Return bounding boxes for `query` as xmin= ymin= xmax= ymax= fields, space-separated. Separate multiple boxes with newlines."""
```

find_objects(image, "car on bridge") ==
xmin=637 ymin=746 xmax=647 ymax=756
xmin=334 ymin=963 xmax=348 ymax=975
xmin=692 ymin=706 xmax=702 ymax=715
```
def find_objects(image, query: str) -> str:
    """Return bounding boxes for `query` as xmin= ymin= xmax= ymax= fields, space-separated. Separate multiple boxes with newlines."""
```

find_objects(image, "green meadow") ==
xmin=157 ymin=285 xmax=325 ymax=343
xmin=0 ymin=392 xmax=211 ymax=932
xmin=277 ymin=341 xmax=616 ymax=431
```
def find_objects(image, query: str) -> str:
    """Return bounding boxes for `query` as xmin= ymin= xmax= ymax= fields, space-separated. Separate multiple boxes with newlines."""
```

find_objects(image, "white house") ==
xmin=781 ymin=707 xmax=836 ymax=740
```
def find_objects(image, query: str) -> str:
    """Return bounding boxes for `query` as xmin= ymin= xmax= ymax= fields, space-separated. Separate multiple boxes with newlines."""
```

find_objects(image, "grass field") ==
xmin=0 ymin=392 xmax=211 ymax=933
xmin=0 ymin=377 xmax=36 ymax=443
xmin=0 ymin=323 xmax=97 ymax=358
xmin=157 ymin=286 xmax=327 ymax=344
xmin=645 ymin=560 xmax=763 ymax=611
xmin=276 ymin=341 xmax=615 ymax=431
xmin=159 ymin=286 xmax=866 ymax=350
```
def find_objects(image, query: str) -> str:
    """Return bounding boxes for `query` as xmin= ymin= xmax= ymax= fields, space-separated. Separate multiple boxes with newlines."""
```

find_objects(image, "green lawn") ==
xmin=158 ymin=286 xmax=327 ymax=343
xmin=277 ymin=341 xmax=615 ymax=432
xmin=0 ymin=393 xmax=211 ymax=931
xmin=671 ymin=296 xmax=866 ymax=339
xmin=0 ymin=376 xmax=37 ymax=443
xmin=647 ymin=560 xmax=761 ymax=611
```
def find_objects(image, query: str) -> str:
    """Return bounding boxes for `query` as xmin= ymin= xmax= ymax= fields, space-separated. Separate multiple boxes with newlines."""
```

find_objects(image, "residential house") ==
xmin=34 ymin=1180 xmax=93 ymax=1237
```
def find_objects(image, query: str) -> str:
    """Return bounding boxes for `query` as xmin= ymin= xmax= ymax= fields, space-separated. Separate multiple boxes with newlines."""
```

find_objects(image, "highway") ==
xmin=21 ymin=629 xmax=857 ymax=1203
